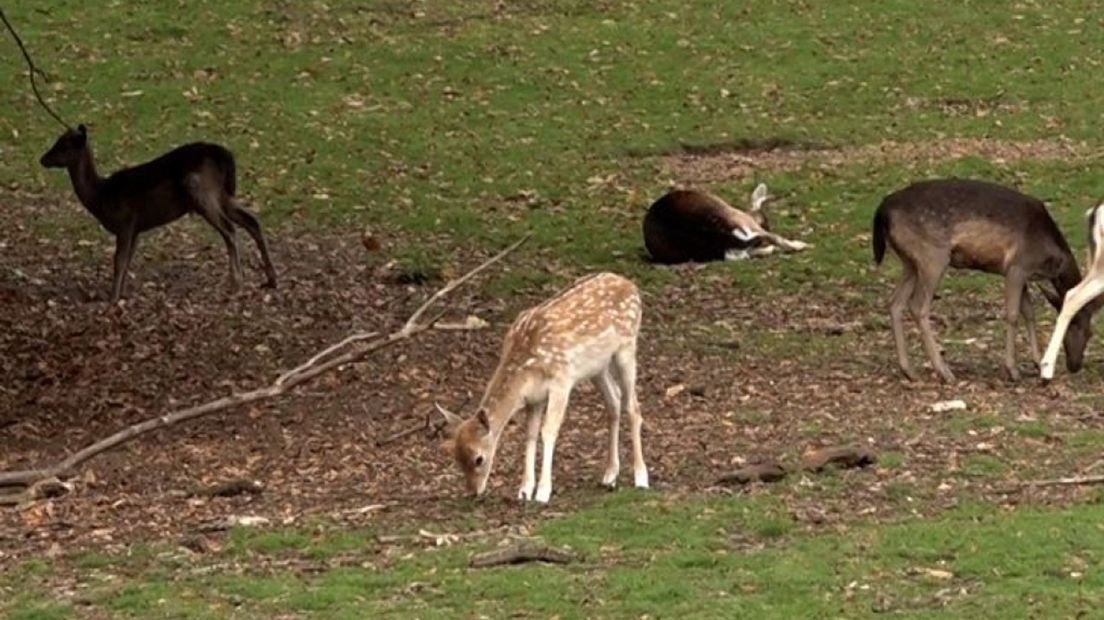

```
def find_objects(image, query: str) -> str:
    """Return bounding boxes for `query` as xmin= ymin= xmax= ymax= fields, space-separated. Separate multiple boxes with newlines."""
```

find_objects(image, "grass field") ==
xmin=4 ymin=1 xmax=1104 ymax=618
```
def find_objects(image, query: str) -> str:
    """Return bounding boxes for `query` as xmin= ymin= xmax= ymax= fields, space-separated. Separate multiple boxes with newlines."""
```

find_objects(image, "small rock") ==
xmin=930 ymin=399 xmax=967 ymax=413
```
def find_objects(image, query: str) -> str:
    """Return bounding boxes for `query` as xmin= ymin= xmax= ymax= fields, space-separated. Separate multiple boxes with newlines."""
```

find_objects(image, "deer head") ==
xmin=749 ymin=182 xmax=772 ymax=231
xmin=40 ymin=124 xmax=88 ymax=168
xmin=1038 ymin=284 xmax=1094 ymax=373
xmin=436 ymin=402 xmax=497 ymax=496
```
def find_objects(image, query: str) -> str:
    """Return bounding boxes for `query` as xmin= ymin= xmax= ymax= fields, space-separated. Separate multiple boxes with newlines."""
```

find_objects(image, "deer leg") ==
xmin=613 ymin=347 xmax=648 ymax=489
xmin=110 ymin=228 xmax=138 ymax=303
xmin=205 ymin=214 xmax=242 ymax=290
xmin=1020 ymin=285 xmax=1041 ymax=369
xmin=593 ymin=369 xmax=622 ymax=488
xmin=227 ymin=204 xmax=278 ymax=288
xmin=910 ymin=261 xmax=955 ymax=383
xmin=1002 ymin=269 xmax=1027 ymax=381
xmin=890 ymin=262 xmax=919 ymax=381
xmin=1041 ymin=276 xmax=1104 ymax=378
xmin=517 ymin=401 xmax=543 ymax=501
xmin=762 ymin=231 xmax=809 ymax=253
xmin=535 ymin=386 xmax=571 ymax=503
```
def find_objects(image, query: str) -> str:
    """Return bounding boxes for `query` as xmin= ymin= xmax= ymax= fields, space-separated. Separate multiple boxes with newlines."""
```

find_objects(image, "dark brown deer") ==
xmin=40 ymin=124 xmax=278 ymax=302
xmin=643 ymin=183 xmax=808 ymax=263
xmin=872 ymin=178 xmax=1095 ymax=382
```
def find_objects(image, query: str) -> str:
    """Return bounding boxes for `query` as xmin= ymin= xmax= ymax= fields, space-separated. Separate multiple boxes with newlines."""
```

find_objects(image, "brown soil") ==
xmin=666 ymin=138 xmax=1094 ymax=184
xmin=1 ymin=190 xmax=1100 ymax=566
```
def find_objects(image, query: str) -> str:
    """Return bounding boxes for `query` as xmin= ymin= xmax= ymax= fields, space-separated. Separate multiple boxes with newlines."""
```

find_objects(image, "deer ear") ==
xmin=476 ymin=408 xmax=491 ymax=432
xmin=434 ymin=402 xmax=463 ymax=429
xmin=77 ymin=124 xmax=87 ymax=135
xmin=750 ymin=183 xmax=769 ymax=211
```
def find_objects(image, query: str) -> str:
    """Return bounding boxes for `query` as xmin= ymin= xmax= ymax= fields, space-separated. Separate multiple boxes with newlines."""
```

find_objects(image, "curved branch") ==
xmin=0 ymin=236 xmax=528 ymax=491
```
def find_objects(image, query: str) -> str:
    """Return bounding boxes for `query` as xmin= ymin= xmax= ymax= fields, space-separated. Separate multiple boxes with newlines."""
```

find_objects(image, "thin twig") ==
xmin=375 ymin=420 xmax=431 ymax=447
xmin=0 ymin=237 xmax=528 ymax=491
xmin=275 ymin=331 xmax=378 ymax=386
xmin=0 ymin=7 xmax=71 ymax=129
xmin=376 ymin=395 xmax=472 ymax=447
xmin=403 ymin=234 xmax=530 ymax=332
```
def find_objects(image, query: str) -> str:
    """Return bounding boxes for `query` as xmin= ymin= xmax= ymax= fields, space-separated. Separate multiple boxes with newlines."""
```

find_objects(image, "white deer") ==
xmin=1041 ymin=202 xmax=1104 ymax=379
xmin=436 ymin=272 xmax=648 ymax=503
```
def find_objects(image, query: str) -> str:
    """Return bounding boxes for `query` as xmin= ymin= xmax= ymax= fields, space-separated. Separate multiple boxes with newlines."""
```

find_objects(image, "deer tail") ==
xmin=872 ymin=202 xmax=890 ymax=265
xmin=222 ymin=149 xmax=237 ymax=197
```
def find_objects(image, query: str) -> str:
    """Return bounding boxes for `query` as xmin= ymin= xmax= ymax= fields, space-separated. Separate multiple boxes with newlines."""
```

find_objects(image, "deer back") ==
xmin=483 ymin=273 xmax=640 ymax=405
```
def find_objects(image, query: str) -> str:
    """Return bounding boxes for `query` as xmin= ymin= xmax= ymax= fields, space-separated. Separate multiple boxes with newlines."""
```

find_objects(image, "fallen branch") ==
xmin=1018 ymin=475 xmax=1104 ymax=489
xmin=801 ymin=445 xmax=877 ymax=472
xmin=469 ymin=541 xmax=578 ymax=568
xmin=0 ymin=236 xmax=529 ymax=492
xmin=714 ymin=461 xmax=788 ymax=486
xmin=0 ymin=477 xmax=70 ymax=505
xmin=192 ymin=478 xmax=265 ymax=498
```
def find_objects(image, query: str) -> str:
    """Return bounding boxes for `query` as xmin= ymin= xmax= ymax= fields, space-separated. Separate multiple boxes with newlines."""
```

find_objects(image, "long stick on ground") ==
xmin=0 ymin=236 xmax=529 ymax=490
xmin=1019 ymin=475 xmax=1104 ymax=489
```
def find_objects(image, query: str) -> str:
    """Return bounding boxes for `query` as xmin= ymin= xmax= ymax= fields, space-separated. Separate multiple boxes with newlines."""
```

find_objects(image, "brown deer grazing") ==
xmin=436 ymin=272 xmax=648 ymax=503
xmin=40 ymin=124 xmax=278 ymax=302
xmin=872 ymin=178 xmax=1095 ymax=382
xmin=1041 ymin=201 xmax=1104 ymax=379
xmin=642 ymin=183 xmax=808 ymax=263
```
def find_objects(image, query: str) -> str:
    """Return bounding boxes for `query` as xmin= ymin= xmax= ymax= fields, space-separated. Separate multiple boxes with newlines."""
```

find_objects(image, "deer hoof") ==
xmin=634 ymin=470 xmax=649 ymax=489
xmin=1039 ymin=361 xmax=1056 ymax=380
xmin=1003 ymin=366 xmax=1021 ymax=382
xmin=601 ymin=469 xmax=618 ymax=488
xmin=534 ymin=486 xmax=552 ymax=503
xmin=900 ymin=367 xmax=920 ymax=382
xmin=517 ymin=486 xmax=534 ymax=502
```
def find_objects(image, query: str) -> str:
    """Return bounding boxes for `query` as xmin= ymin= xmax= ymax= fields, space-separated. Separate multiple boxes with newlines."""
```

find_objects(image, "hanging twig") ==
xmin=0 ymin=6 xmax=71 ymax=129
xmin=0 ymin=236 xmax=529 ymax=492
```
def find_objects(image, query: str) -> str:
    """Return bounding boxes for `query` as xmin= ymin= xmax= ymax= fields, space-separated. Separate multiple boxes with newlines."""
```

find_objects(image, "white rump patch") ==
xmin=732 ymin=226 xmax=759 ymax=242
xmin=1093 ymin=205 xmax=1104 ymax=262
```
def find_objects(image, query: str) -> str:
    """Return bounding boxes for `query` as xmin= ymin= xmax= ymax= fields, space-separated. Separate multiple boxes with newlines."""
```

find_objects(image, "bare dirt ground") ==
xmin=2 ymin=189 xmax=1100 ymax=567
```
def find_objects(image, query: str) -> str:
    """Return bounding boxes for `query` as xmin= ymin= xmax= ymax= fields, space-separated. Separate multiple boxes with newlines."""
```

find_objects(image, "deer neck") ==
xmin=480 ymin=370 xmax=532 ymax=439
xmin=1054 ymin=259 xmax=1083 ymax=300
xmin=67 ymin=147 xmax=105 ymax=215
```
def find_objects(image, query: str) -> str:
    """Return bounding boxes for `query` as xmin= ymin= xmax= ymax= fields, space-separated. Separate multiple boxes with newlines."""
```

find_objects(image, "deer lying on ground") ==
xmin=40 ymin=124 xmax=278 ymax=302
xmin=872 ymin=178 xmax=1095 ymax=382
xmin=436 ymin=272 xmax=648 ymax=503
xmin=642 ymin=183 xmax=808 ymax=263
xmin=1040 ymin=202 xmax=1104 ymax=379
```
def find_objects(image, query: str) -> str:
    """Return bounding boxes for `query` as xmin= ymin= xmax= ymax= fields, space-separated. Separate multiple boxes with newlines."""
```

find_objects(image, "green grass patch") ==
xmin=880 ymin=450 xmax=907 ymax=469
xmin=13 ymin=496 xmax=1104 ymax=618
